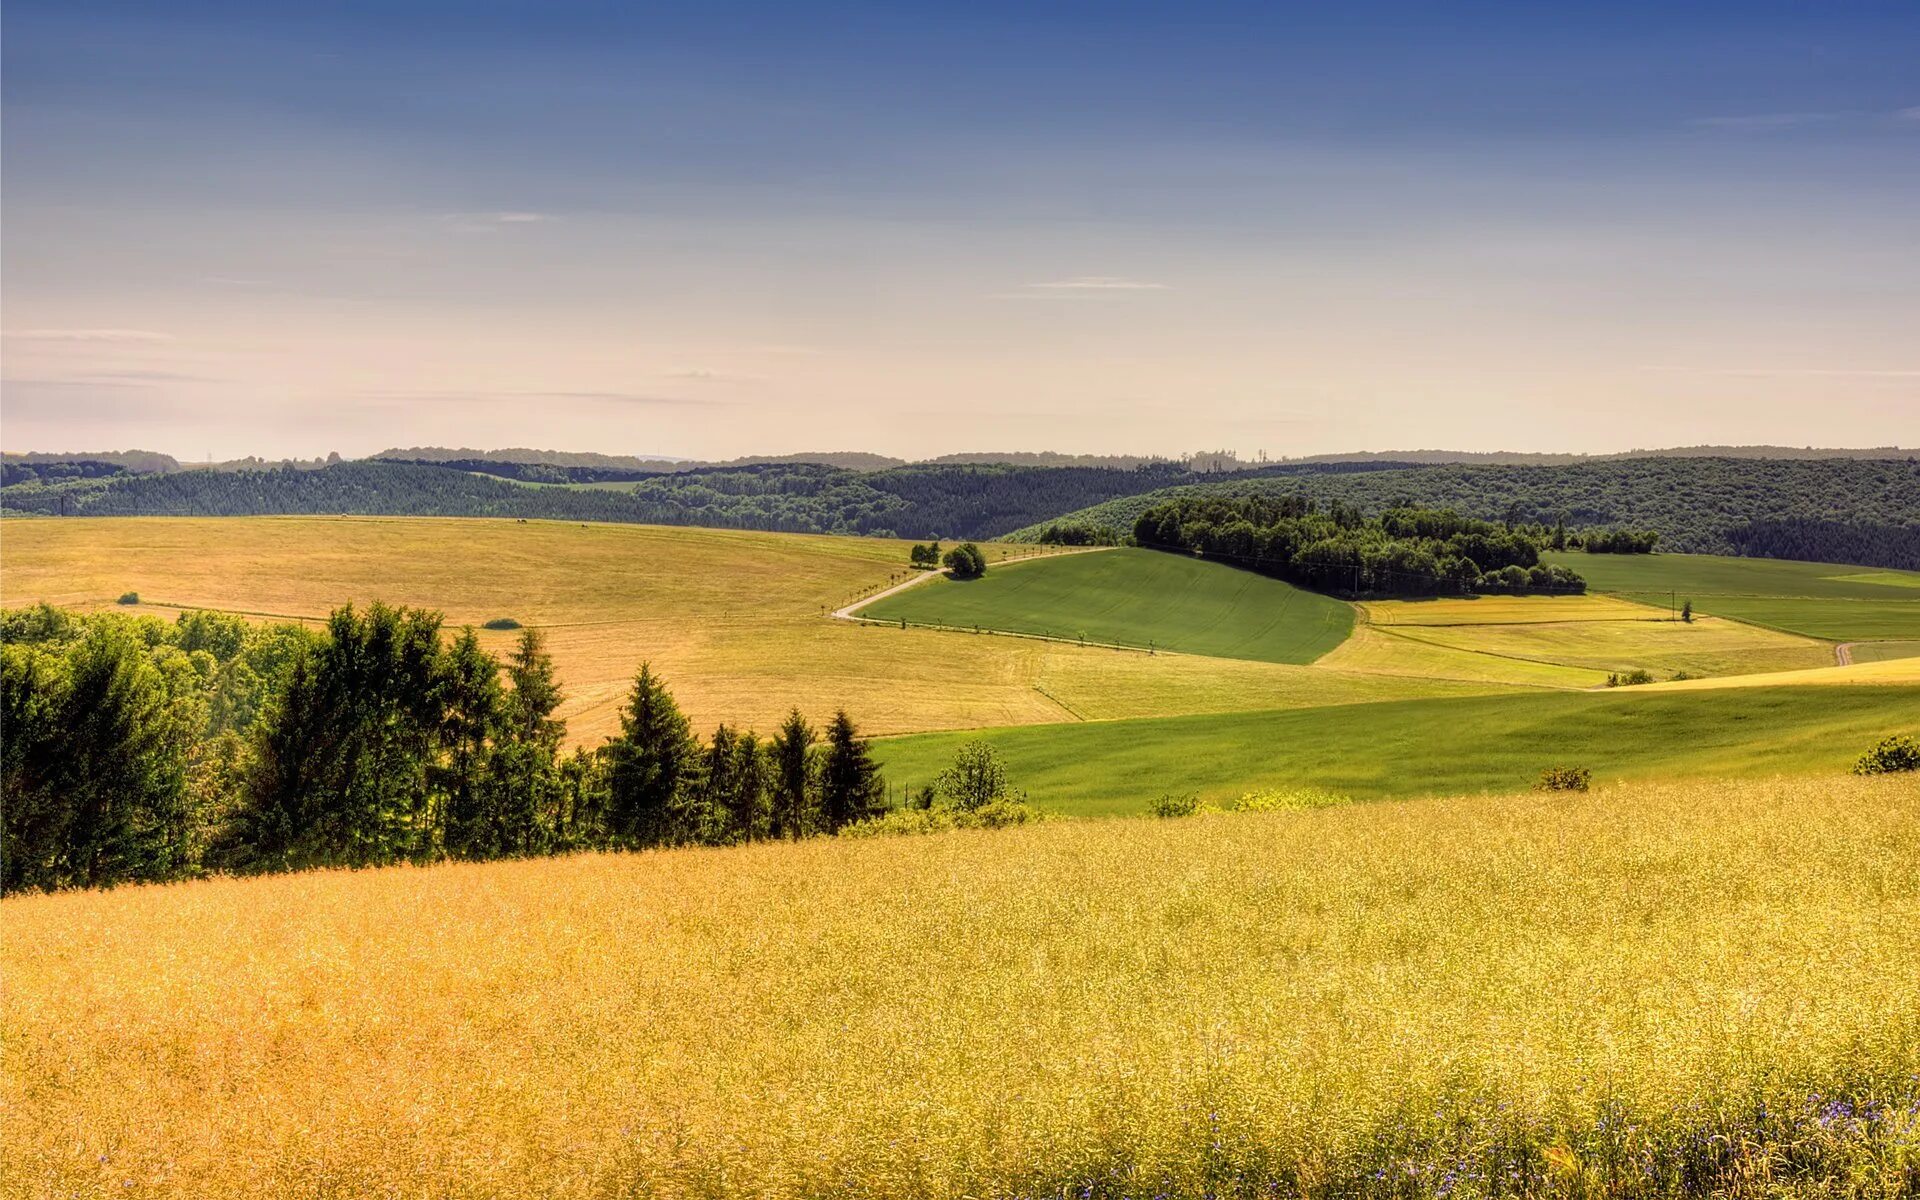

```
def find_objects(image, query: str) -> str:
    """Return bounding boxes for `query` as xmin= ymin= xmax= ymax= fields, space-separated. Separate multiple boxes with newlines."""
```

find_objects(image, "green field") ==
xmin=1546 ymin=551 xmax=1920 ymax=641
xmin=1853 ymin=640 xmax=1920 ymax=663
xmin=874 ymin=684 xmax=1920 ymax=815
xmin=861 ymin=547 xmax=1354 ymax=664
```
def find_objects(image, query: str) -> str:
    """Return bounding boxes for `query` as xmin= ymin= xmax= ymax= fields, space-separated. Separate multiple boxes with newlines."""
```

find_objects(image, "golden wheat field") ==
xmin=0 ymin=517 xmax=1511 ymax=740
xmin=5 ymin=774 xmax=1918 ymax=1199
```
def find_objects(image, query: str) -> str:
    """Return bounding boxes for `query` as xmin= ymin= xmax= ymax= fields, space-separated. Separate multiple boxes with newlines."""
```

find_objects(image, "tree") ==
xmin=1 ymin=631 xmax=191 ymax=891
xmin=438 ymin=628 xmax=506 ymax=857
xmin=934 ymin=740 xmax=1012 ymax=811
xmin=235 ymin=604 xmax=446 ymax=872
xmin=726 ymin=730 xmax=768 ymax=843
xmin=604 ymin=662 xmax=698 ymax=846
xmin=943 ymin=542 xmax=987 ymax=579
xmin=484 ymin=628 xmax=568 ymax=857
xmin=769 ymin=708 xmax=816 ymax=838
xmin=819 ymin=710 xmax=884 ymax=833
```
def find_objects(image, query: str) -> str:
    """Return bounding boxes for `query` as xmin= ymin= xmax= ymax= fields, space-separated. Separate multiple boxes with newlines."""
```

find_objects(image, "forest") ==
xmin=0 ymin=603 xmax=898 ymax=892
xmin=1016 ymin=456 xmax=1920 ymax=569
xmin=1133 ymin=498 xmax=1591 ymax=596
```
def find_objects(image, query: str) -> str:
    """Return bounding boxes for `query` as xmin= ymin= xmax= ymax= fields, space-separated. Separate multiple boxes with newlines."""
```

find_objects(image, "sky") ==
xmin=4 ymin=0 xmax=1918 ymax=462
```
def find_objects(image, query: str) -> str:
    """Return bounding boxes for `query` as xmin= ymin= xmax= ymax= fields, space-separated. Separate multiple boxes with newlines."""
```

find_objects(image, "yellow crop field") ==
xmin=0 ymin=517 xmax=1503 ymax=741
xmin=1341 ymin=594 xmax=1836 ymax=683
xmin=1627 ymin=653 xmax=1920 ymax=691
xmin=1314 ymin=622 xmax=1608 ymax=689
xmin=5 ymin=775 xmax=1917 ymax=1199
xmin=1362 ymin=594 xmax=1667 ymax=626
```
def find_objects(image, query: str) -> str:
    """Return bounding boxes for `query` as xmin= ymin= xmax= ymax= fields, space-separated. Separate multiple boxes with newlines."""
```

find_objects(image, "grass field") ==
xmin=6 ymin=774 xmax=1916 ymax=1199
xmin=1546 ymin=551 xmax=1920 ymax=641
xmin=0 ymin=518 xmax=1507 ymax=742
xmin=1852 ymin=639 xmax=1920 ymax=663
xmin=861 ymin=547 xmax=1354 ymax=664
xmin=873 ymin=684 xmax=1920 ymax=815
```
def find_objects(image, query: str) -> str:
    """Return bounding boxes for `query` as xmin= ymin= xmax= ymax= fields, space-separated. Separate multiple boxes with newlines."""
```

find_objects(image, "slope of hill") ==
xmin=1 ymin=517 xmax=1509 ymax=742
xmin=861 ymin=547 xmax=1354 ymax=663
xmin=7 ymin=774 xmax=1915 ymax=1198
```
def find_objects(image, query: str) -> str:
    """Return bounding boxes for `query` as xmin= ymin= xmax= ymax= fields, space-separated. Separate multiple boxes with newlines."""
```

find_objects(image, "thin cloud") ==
xmin=1898 ymin=106 xmax=1920 ymax=124
xmin=441 ymin=211 xmax=555 ymax=234
xmin=1689 ymin=112 xmax=1840 ymax=131
xmin=1027 ymin=276 xmax=1169 ymax=291
xmin=664 ymin=369 xmax=763 ymax=384
xmin=1640 ymin=366 xmax=1920 ymax=379
xmin=3 ymin=328 xmax=175 ymax=344
xmin=362 ymin=389 xmax=725 ymax=409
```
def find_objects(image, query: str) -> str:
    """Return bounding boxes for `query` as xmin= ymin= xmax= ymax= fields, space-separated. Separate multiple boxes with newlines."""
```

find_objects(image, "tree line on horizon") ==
xmin=1 ymin=603 xmax=890 ymax=893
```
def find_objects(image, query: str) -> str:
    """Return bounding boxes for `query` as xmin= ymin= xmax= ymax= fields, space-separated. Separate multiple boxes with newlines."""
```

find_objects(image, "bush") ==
xmin=1605 ymin=669 xmax=1655 ymax=687
xmin=934 ymin=741 xmax=1012 ymax=811
xmin=1853 ymin=734 xmax=1919 ymax=776
xmin=1150 ymin=792 xmax=1202 ymax=818
xmin=841 ymin=797 xmax=1040 ymax=838
xmin=1231 ymin=786 xmax=1350 ymax=812
xmin=117 ymin=592 xmax=141 ymax=605
xmin=482 ymin=617 xmax=521 ymax=630
xmin=1535 ymin=766 xmax=1592 ymax=792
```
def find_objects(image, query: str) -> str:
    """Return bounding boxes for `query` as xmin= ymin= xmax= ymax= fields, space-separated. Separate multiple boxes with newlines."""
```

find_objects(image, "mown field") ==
xmin=861 ymin=547 xmax=1353 ymax=663
xmin=1546 ymin=550 xmax=1920 ymax=646
xmin=874 ymin=684 xmax=1920 ymax=815
xmin=0 ymin=518 xmax=1508 ymax=742
xmin=6 ymin=774 xmax=1917 ymax=1199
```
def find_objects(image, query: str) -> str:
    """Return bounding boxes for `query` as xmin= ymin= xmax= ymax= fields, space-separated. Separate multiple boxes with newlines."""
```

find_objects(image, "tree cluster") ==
xmin=908 ymin=541 xmax=944 ymax=568
xmin=941 ymin=542 xmax=988 ymax=579
xmin=1133 ymin=498 xmax=1586 ymax=596
xmin=1580 ymin=528 xmax=1660 ymax=554
xmin=2 ymin=604 xmax=888 ymax=892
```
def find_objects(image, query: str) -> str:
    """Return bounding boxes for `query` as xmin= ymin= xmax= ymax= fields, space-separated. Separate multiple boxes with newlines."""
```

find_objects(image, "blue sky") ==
xmin=5 ymin=1 xmax=1917 ymax=459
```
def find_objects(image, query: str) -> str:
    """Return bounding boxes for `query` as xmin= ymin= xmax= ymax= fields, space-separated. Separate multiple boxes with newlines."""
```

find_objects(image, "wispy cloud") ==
xmin=664 ymin=369 xmax=763 ymax=385
xmin=441 ymin=211 xmax=555 ymax=234
xmin=1688 ymin=106 xmax=1920 ymax=132
xmin=360 ymin=388 xmax=725 ymax=409
xmin=3 ymin=328 xmax=175 ymax=344
xmin=1027 ymin=276 xmax=1169 ymax=291
xmin=1641 ymin=366 xmax=1920 ymax=379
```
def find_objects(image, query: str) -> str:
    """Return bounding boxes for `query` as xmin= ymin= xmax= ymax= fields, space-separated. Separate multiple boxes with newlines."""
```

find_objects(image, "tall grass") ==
xmin=5 ymin=775 xmax=1918 ymax=1198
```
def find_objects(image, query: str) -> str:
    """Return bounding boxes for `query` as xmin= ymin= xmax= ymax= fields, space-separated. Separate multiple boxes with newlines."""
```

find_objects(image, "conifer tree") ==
xmin=769 ymin=708 xmax=815 ymax=839
xmin=604 ymin=662 xmax=697 ymax=846
xmin=819 ymin=709 xmax=884 ymax=833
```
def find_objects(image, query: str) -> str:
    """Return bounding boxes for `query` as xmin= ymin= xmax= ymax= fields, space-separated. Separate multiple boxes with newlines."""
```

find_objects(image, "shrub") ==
xmin=1232 ymin=786 xmax=1350 ymax=812
xmin=1535 ymin=766 xmax=1592 ymax=792
xmin=1605 ymin=669 xmax=1655 ymax=687
xmin=1150 ymin=792 xmax=1202 ymax=818
xmin=841 ymin=797 xmax=1040 ymax=838
xmin=934 ymin=741 xmax=1011 ymax=811
xmin=1853 ymin=734 xmax=1919 ymax=776
xmin=482 ymin=617 xmax=521 ymax=631
xmin=117 ymin=592 xmax=140 ymax=605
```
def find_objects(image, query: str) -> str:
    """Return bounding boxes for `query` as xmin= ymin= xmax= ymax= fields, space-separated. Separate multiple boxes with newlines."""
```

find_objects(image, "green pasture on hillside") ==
xmin=862 ymin=547 xmax=1353 ymax=664
xmin=1546 ymin=551 xmax=1920 ymax=641
xmin=874 ymin=684 xmax=1920 ymax=816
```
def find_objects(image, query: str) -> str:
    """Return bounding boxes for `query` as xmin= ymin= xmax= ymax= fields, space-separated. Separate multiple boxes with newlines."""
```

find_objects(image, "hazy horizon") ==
xmin=6 ymin=1 xmax=1918 ymax=460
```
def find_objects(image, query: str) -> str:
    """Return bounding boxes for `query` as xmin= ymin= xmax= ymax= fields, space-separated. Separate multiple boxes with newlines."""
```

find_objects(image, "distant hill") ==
xmin=375 ymin=447 xmax=904 ymax=472
xmin=1009 ymin=457 xmax=1920 ymax=570
xmin=1 ymin=449 xmax=180 ymax=473
xmin=1271 ymin=446 xmax=1919 ymax=466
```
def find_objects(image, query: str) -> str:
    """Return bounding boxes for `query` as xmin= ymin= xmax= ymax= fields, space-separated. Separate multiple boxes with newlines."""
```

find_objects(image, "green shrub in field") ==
xmin=1231 ymin=786 xmax=1350 ymax=812
xmin=1151 ymin=792 xmax=1203 ymax=818
xmin=942 ymin=542 xmax=987 ymax=579
xmin=844 ymin=797 xmax=1039 ymax=838
xmin=1853 ymin=734 xmax=1919 ymax=775
xmin=934 ymin=740 xmax=1012 ymax=811
xmin=1536 ymin=765 xmax=1593 ymax=792
xmin=1605 ymin=669 xmax=1655 ymax=687
xmin=116 ymin=592 xmax=140 ymax=605
xmin=482 ymin=617 xmax=521 ymax=630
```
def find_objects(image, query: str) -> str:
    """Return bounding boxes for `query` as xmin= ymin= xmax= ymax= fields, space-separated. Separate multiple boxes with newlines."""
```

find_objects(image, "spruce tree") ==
xmin=604 ymin=662 xmax=697 ymax=846
xmin=819 ymin=710 xmax=884 ymax=833
xmin=769 ymin=708 xmax=815 ymax=839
